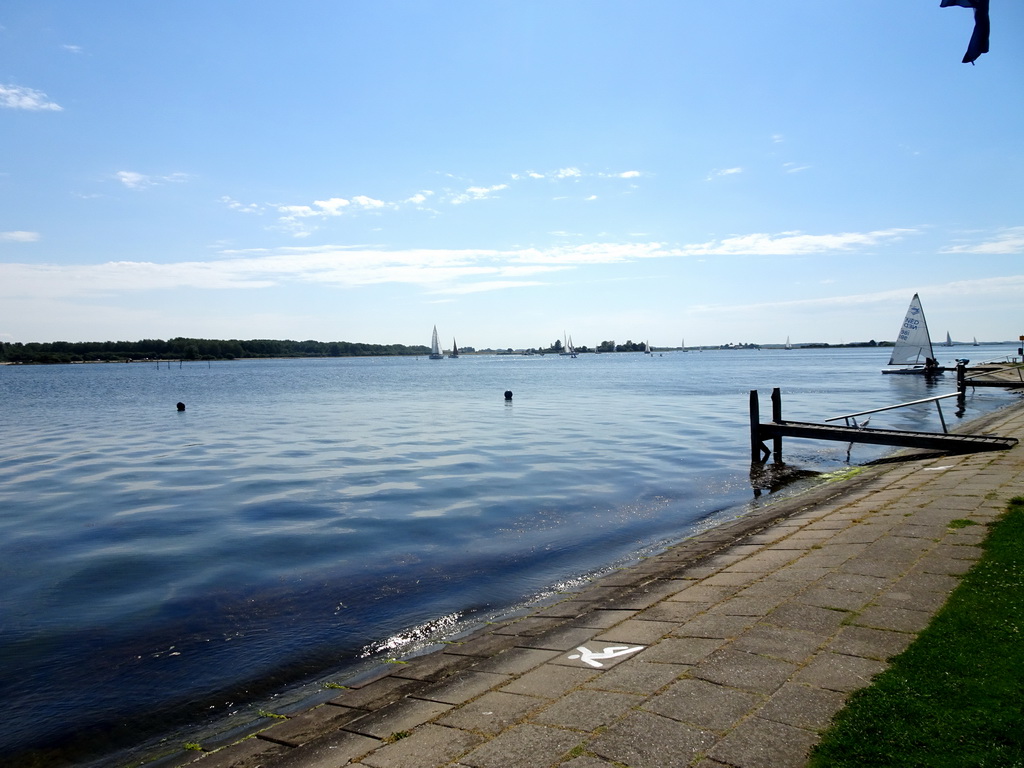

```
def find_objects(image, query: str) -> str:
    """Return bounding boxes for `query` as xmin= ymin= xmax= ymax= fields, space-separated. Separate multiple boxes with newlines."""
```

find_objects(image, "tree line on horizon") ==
xmin=0 ymin=337 xmax=430 ymax=364
xmin=0 ymin=336 xmax=898 ymax=365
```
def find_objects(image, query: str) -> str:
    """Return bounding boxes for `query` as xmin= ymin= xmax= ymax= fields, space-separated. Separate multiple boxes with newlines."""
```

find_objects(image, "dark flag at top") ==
xmin=941 ymin=0 xmax=990 ymax=64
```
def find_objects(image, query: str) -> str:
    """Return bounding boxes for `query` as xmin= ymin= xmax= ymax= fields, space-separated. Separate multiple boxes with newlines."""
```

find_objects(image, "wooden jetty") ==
xmin=750 ymin=388 xmax=1018 ymax=464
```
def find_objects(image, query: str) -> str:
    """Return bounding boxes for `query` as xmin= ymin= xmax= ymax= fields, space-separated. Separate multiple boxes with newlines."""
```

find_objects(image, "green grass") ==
xmin=808 ymin=497 xmax=1024 ymax=768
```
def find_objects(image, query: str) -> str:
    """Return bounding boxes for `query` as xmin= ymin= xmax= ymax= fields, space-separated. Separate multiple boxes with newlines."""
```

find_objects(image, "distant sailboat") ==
xmin=973 ymin=337 xmax=979 ymax=346
xmin=559 ymin=333 xmax=577 ymax=357
xmin=644 ymin=340 xmax=652 ymax=355
xmin=882 ymin=294 xmax=942 ymax=375
xmin=449 ymin=338 xmax=459 ymax=358
xmin=944 ymin=332 xmax=953 ymax=347
xmin=785 ymin=336 xmax=793 ymax=350
xmin=429 ymin=325 xmax=444 ymax=359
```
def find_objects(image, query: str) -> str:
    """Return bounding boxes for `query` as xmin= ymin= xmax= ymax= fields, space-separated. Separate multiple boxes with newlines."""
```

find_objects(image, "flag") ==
xmin=941 ymin=0 xmax=990 ymax=64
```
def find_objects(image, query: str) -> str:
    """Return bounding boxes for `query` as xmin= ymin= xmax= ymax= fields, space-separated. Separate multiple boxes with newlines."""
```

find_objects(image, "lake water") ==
xmin=1 ymin=346 xmax=1019 ymax=765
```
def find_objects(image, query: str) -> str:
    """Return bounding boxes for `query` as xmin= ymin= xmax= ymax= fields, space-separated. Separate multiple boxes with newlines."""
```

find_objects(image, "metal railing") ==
xmin=961 ymin=364 xmax=1024 ymax=384
xmin=825 ymin=392 xmax=960 ymax=434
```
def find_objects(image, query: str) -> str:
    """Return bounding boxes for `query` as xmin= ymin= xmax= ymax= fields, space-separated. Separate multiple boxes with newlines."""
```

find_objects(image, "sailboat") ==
xmin=944 ymin=332 xmax=953 ymax=347
xmin=644 ymin=340 xmax=652 ymax=355
xmin=449 ymin=338 xmax=459 ymax=358
xmin=559 ymin=333 xmax=577 ymax=357
xmin=785 ymin=336 xmax=793 ymax=350
xmin=429 ymin=326 xmax=444 ymax=359
xmin=882 ymin=294 xmax=943 ymax=375
xmin=973 ymin=337 xmax=979 ymax=346
xmin=566 ymin=335 xmax=577 ymax=358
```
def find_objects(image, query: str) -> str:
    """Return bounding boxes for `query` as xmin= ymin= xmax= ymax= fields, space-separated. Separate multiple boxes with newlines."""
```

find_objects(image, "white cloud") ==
xmin=940 ymin=227 xmax=1024 ymax=255
xmin=239 ymin=166 xmax=645 ymax=235
xmin=1 ymin=231 xmax=40 ymax=242
xmin=220 ymin=196 xmax=263 ymax=214
xmin=677 ymin=228 xmax=916 ymax=256
xmin=313 ymin=197 xmax=351 ymax=215
xmin=1 ymin=84 xmax=62 ymax=111
xmin=0 ymin=229 xmax=968 ymax=302
xmin=449 ymin=184 xmax=508 ymax=205
xmin=63 ymin=44 xmax=83 ymax=54
xmin=705 ymin=167 xmax=743 ymax=181
xmin=783 ymin=162 xmax=811 ymax=173
xmin=116 ymin=170 xmax=189 ymax=189
xmin=352 ymin=195 xmax=387 ymax=209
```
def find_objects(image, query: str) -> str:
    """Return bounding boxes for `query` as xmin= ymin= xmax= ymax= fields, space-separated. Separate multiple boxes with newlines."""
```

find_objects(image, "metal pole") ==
xmin=771 ymin=388 xmax=783 ymax=464
xmin=935 ymin=400 xmax=948 ymax=433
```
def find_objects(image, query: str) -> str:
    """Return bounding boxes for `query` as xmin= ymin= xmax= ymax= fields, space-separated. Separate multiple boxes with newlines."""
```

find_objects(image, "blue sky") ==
xmin=2 ymin=1 xmax=1022 ymax=349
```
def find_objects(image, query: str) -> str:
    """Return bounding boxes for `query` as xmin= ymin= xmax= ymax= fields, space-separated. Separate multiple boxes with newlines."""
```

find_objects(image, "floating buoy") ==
xmin=504 ymin=390 xmax=513 ymax=401
xmin=176 ymin=402 xmax=186 ymax=411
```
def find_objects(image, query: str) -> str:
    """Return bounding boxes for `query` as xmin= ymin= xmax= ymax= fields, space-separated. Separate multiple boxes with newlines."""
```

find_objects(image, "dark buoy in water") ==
xmin=176 ymin=402 xmax=186 ymax=411
xmin=504 ymin=390 xmax=513 ymax=401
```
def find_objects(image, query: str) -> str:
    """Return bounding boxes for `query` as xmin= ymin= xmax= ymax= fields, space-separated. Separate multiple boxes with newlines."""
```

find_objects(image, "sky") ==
xmin=2 ymin=1 xmax=1022 ymax=350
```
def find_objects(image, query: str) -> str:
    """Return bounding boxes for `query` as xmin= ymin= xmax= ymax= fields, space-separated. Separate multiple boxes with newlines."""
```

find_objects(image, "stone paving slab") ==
xmin=172 ymin=400 xmax=1024 ymax=768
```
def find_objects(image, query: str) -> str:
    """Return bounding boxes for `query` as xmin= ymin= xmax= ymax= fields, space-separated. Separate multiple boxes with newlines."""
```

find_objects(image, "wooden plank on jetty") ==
xmin=750 ymin=388 xmax=1018 ymax=464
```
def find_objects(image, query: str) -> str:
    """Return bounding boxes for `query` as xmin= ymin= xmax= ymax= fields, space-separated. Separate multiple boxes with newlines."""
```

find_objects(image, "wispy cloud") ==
xmin=450 ymin=184 xmax=508 ymax=205
xmin=783 ymin=162 xmax=811 ymax=174
xmin=0 ymin=84 xmax=62 ymax=111
xmin=63 ymin=44 xmax=83 ymax=54
xmin=688 ymin=275 xmax=1024 ymax=315
xmin=940 ymin=227 xmax=1024 ymax=255
xmin=675 ymin=228 xmax=916 ymax=256
xmin=1 ymin=231 xmax=40 ymax=242
xmin=116 ymin=171 xmax=190 ymax=189
xmin=705 ymin=167 xmax=743 ymax=181
xmin=0 ymin=229 xmax=921 ymax=300
xmin=246 ymin=166 xmax=645 ymax=236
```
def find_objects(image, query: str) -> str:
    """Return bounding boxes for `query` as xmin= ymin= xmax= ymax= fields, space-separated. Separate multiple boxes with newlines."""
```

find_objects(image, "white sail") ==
xmin=888 ymin=294 xmax=934 ymax=366
xmin=429 ymin=325 xmax=444 ymax=359
xmin=944 ymin=332 xmax=953 ymax=347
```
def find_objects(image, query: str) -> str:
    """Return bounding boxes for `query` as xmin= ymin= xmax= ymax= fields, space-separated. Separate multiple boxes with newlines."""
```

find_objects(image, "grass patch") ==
xmin=948 ymin=518 xmax=979 ymax=529
xmin=808 ymin=496 xmax=1024 ymax=767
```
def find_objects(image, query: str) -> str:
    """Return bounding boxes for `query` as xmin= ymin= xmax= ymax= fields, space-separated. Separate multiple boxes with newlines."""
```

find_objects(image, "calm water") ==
xmin=1 ymin=346 xmax=1018 ymax=765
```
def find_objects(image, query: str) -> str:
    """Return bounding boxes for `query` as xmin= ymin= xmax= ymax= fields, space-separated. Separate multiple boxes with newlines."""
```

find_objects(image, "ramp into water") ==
xmin=750 ymin=388 xmax=1018 ymax=463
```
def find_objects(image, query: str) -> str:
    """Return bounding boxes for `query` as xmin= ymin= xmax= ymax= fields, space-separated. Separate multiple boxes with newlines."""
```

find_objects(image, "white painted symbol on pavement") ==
xmin=567 ymin=645 xmax=645 ymax=668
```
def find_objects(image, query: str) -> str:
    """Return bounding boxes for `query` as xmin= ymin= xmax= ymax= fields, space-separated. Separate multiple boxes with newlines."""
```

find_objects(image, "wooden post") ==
xmin=771 ymin=387 xmax=783 ymax=464
xmin=750 ymin=390 xmax=771 ymax=463
xmin=956 ymin=360 xmax=967 ymax=414
xmin=750 ymin=390 xmax=761 ymax=463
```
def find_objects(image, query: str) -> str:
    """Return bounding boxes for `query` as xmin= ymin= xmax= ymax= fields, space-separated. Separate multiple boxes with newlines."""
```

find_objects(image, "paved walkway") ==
xmin=182 ymin=399 xmax=1024 ymax=768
